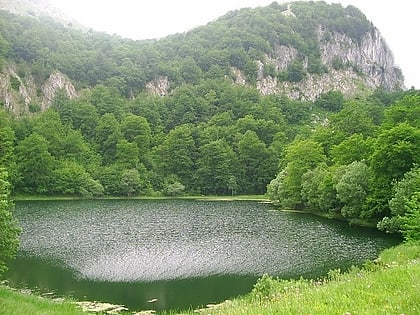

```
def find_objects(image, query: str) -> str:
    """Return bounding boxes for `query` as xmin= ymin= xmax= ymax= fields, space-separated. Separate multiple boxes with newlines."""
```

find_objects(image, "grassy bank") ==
xmin=0 ymin=286 xmax=84 ymax=315
xmin=12 ymin=194 xmax=269 ymax=202
xmin=185 ymin=241 xmax=420 ymax=315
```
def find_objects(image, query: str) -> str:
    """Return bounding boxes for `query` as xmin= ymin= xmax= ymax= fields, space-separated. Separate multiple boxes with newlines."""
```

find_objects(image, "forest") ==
xmin=0 ymin=1 xmax=374 ymax=96
xmin=0 ymin=1 xmax=419 ymax=238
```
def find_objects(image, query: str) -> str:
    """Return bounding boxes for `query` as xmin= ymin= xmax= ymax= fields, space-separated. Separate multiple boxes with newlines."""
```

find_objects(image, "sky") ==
xmin=49 ymin=0 xmax=419 ymax=89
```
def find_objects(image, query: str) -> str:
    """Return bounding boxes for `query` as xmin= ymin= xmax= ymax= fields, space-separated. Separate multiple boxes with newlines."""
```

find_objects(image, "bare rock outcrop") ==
xmin=0 ymin=66 xmax=78 ymax=114
xmin=146 ymin=76 xmax=170 ymax=96
xmin=253 ymin=27 xmax=404 ymax=100
xmin=41 ymin=71 xmax=78 ymax=109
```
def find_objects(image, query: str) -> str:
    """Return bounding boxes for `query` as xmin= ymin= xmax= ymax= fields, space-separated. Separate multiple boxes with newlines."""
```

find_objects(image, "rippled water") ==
xmin=6 ymin=199 xmax=399 ymax=311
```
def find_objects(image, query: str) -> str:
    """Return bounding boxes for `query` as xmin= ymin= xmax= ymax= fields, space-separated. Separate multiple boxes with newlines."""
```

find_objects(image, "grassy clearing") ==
xmin=183 ymin=242 xmax=420 ymax=315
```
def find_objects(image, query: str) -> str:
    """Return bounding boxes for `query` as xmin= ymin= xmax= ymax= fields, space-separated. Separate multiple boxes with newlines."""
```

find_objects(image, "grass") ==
xmin=181 ymin=241 xmax=420 ymax=315
xmin=0 ymin=286 xmax=85 ymax=315
xmin=12 ymin=194 xmax=269 ymax=202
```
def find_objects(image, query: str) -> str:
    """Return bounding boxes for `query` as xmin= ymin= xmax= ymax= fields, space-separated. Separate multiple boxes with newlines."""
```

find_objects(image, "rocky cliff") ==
xmin=0 ymin=66 xmax=77 ymax=115
xmin=252 ymin=28 xmax=403 ymax=100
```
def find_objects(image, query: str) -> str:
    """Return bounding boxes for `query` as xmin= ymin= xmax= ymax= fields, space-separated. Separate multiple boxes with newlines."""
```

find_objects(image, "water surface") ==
xmin=6 ymin=199 xmax=399 ymax=312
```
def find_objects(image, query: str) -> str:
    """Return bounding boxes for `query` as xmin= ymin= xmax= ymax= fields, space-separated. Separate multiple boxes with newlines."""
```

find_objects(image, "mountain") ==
xmin=0 ymin=0 xmax=81 ymax=28
xmin=0 ymin=1 xmax=405 ymax=114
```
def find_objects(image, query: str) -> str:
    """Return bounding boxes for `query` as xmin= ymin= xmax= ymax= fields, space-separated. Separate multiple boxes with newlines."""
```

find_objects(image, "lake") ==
xmin=6 ymin=199 xmax=399 ymax=312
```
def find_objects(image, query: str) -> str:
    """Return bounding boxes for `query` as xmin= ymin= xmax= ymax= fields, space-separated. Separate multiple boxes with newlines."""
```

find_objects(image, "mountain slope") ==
xmin=0 ymin=0 xmax=81 ymax=28
xmin=0 ymin=1 xmax=405 ymax=114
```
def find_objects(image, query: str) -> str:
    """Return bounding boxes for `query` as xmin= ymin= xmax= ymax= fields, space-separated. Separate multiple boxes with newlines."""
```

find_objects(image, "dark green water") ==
xmin=6 ymin=199 xmax=399 ymax=312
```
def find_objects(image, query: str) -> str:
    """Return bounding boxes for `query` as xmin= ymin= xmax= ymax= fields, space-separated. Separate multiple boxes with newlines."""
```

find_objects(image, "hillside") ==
xmin=0 ymin=1 xmax=418 ymax=233
xmin=0 ymin=1 xmax=404 ymax=114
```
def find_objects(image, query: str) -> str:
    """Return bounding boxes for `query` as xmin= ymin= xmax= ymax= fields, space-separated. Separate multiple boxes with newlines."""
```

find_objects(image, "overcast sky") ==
xmin=49 ymin=0 xmax=419 ymax=89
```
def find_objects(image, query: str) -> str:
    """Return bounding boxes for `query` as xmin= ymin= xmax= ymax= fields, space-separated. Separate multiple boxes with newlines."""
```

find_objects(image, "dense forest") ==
xmin=0 ymin=1 xmax=419 ymax=237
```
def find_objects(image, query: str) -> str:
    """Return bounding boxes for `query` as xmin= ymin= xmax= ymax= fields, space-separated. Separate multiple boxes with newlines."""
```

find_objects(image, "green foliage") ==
xmin=378 ymin=167 xmax=420 ymax=235
xmin=370 ymin=123 xmax=420 ymax=213
xmin=164 ymin=181 xmax=185 ymax=197
xmin=0 ymin=110 xmax=17 ymax=183
xmin=279 ymin=139 xmax=327 ymax=208
xmin=196 ymin=139 xmax=238 ymax=195
xmin=120 ymin=168 xmax=142 ymax=197
xmin=251 ymin=274 xmax=278 ymax=299
xmin=389 ymin=167 xmax=420 ymax=216
xmin=15 ymin=133 xmax=56 ymax=194
xmin=331 ymin=57 xmax=345 ymax=70
xmin=9 ymin=75 xmax=20 ymax=91
xmin=301 ymin=164 xmax=337 ymax=213
xmin=0 ymin=169 xmax=20 ymax=276
xmin=284 ymin=60 xmax=306 ymax=82
xmin=268 ymin=89 xmax=419 ymax=232
xmin=52 ymin=161 xmax=103 ymax=197
xmin=400 ymin=193 xmax=420 ymax=242
xmin=330 ymin=134 xmax=372 ymax=165
xmin=0 ymin=1 xmax=375 ymax=95
xmin=333 ymin=161 xmax=369 ymax=218
xmin=330 ymin=100 xmax=375 ymax=136
xmin=314 ymin=90 xmax=344 ymax=112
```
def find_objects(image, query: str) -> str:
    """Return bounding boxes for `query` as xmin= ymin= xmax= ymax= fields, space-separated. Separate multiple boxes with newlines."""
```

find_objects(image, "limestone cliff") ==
xmin=0 ymin=66 xmax=77 ymax=115
xmin=251 ymin=27 xmax=404 ymax=100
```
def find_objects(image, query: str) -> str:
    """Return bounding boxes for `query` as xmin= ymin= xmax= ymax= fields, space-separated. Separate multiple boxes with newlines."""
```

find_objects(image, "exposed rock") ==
xmin=133 ymin=311 xmax=156 ymax=315
xmin=319 ymin=28 xmax=403 ymax=91
xmin=75 ymin=301 xmax=128 ymax=314
xmin=269 ymin=44 xmax=298 ymax=72
xmin=0 ymin=66 xmax=36 ymax=114
xmin=282 ymin=3 xmax=296 ymax=18
xmin=230 ymin=67 xmax=247 ymax=86
xmin=254 ymin=27 xmax=404 ymax=100
xmin=41 ymin=71 xmax=78 ymax=110
xmin=146 ymin=76 xmax=170 ymax=96
xmin=0 ymin=66 xmax=77 ymax=114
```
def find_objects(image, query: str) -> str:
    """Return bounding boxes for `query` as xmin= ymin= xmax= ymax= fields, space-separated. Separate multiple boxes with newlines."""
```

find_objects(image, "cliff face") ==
xmin=0 ymin=66 xmax=77 ymax=115
xmin=252 ymin=28 xmax=404 ymax=100
xmin=319 ymin=28 xmax=402 ymax=90
xmin=148 ymin=26 xmax=404 ymax=100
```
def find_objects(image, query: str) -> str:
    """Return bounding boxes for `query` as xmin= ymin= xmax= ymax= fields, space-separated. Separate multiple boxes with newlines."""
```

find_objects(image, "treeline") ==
xmin=267 ymin=90 xmax=420 ymax=237
xmin=0 ymin=80 xmax=304 ymax=197
xmin=0 ymin=1 xmax=373 ymax=97
xmin=0 ymin=81 xmax=417 ymax=202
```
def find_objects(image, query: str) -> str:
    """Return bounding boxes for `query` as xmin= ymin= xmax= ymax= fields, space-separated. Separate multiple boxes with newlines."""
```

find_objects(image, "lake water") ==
xmin=6 ymin=199 xmax=399 ymax=312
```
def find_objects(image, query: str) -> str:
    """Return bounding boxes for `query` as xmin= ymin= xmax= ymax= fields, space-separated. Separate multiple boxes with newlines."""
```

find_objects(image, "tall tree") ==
xmin=368 ymin=123 xmax=420 ymax=217
xmin=16 ymin=133 xmax=56 ymax=193
xmin=280 ymin=139 xmax=326 ymax=208
xmin=333 ymin=161 xmax=369 ymax=218
xmin=196 ymin=139 xmax=238 ymax=195
xmin=157 ymin=124 xmax=197 ymax=189
xmin=95 ymin=113 xmax=122 ymax=165
xmin=120 ymin=114 xmax=152 ymax=165
xmin=237 ymin=130 xmax=275 ymax=194
xmin=0 ymin=110 xmax=17 ymax=185
xmin=0 ymin=169 xmax=20 ymax=276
